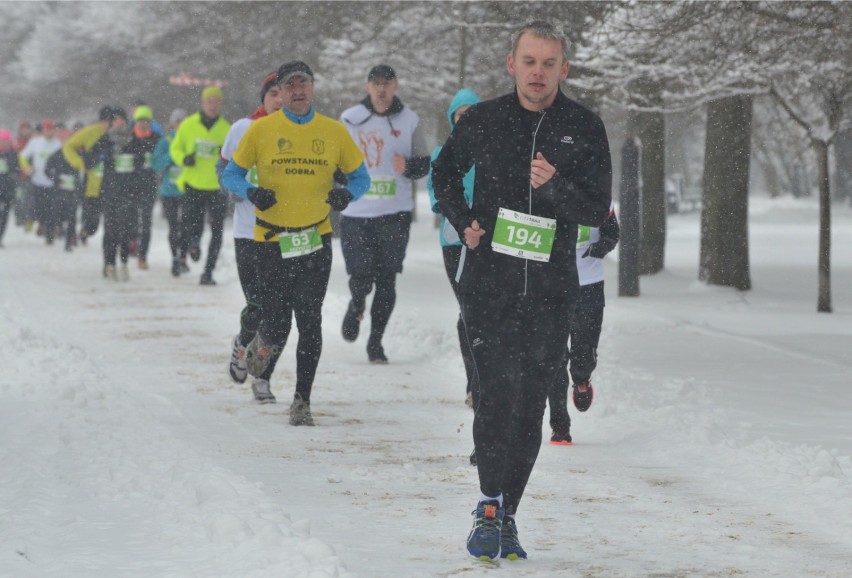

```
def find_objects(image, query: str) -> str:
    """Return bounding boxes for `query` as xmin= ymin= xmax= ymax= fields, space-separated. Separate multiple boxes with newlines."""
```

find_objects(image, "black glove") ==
xmin=183 ymin=154 xmax=196 ymax=167
xmin=582 ymin=235 xmax=618 ymax=259
xmin=83 ymin=139 xmax=108 ymax=169
xmin=326 ymin=188 xmax=353 ymax=212
xmin=247 ymin=187 xmax=277 ymax=211
xmin=582 ymin=243 xmax=606 ymax=259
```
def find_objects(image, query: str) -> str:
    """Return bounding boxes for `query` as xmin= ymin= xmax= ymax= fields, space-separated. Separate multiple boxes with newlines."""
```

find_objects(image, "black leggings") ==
xmin=462 ymin=292 xmax=571 ymax=516
xmin=235 ymin=238 xmax=262 ymax=346
xmin=255 ymin=236 xmax=332 ymax=402
xmin=102 ymin=193 xmax=134 ymax=266
xmin=348 ymin=272 xmax=396 ymax=340
xmin=0 ymin=188 xmax=12 ymax=243
xmin=161 ymin=196 xmax=186 ymax=259
xmin=80 ymin=196 xmax=101 ymax=238
xmin=548 ymin=281 xmax=605 ymax=433
xmin=135 ymin=188 xmax=157 ymax=259
xmin=340 ymin=212 xmax=412 ymax=340
xmin=182 ymin=186 xmax=227 ymax=275
xmin=442 ymin=245 xmax=478 ymax=403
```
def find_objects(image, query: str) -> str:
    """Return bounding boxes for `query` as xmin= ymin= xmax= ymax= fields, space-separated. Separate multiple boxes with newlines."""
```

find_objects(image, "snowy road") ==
xmin=2 ymin=196 xmax=851 ymax=577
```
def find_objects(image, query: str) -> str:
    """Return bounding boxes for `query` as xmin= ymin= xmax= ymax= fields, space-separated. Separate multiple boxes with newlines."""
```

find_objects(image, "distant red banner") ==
xmin=168 ymin=72 xmax=229 ymax=88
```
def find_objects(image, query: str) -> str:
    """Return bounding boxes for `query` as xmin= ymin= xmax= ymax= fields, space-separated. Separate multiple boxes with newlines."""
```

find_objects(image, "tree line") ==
xmin=2 ymin=1 xmax=848 ymax=311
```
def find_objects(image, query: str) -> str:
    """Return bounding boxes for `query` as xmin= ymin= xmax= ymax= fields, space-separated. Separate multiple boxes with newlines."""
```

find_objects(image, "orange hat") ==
xmin=41 ymin=119 xmax=56 ymax=130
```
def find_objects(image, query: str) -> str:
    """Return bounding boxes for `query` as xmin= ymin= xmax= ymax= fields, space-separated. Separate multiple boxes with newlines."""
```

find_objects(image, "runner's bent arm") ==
xmin=344 ymin=161 xmax=370 ymax=200
xmin=222 ymin=160 xmax=251 ymax=200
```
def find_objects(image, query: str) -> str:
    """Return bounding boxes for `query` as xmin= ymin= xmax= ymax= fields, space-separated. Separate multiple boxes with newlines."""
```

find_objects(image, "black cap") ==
xmin=277 ymin=61 xmax=314 ymax=84
xmin=99 ymin=106 xmax=115 ymax=121
xmin=368 ymin=64 xmax=396 ymax=82
xmin=112 ymin=107 xmax=128 ymax=121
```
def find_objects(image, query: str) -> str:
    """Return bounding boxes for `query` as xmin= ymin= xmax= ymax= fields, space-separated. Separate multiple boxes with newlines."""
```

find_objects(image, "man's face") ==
xmin=136 ymin=119 xmax=151 ymax=132
xmin=507 ymin=32 xmax=569 ymax=112
xmin=111 ymin=116 xmax=128 ymax=130
xmin=202 ymin=96 xmax=222 ymax=118
xmin=366 ymin=79 xmax=398 ymax=113
xmin=281 ymin=76 xmax=314 ymax=116
xmin=263 ymin=83 xmax=285 ymax=115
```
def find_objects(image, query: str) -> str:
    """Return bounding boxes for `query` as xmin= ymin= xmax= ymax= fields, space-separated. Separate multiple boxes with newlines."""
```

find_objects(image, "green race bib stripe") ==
xmin=491 ymin=207 xmax=557 ymax=263
xmin=114 ymin=154 xmax=134 ymax=173
xmin=365 ymin=176 xmax=396 ymax=199
xmin=195 ymin=140 xmax=218 ymax=159
xmin=278 ymin=227 xmax=323 ymax=259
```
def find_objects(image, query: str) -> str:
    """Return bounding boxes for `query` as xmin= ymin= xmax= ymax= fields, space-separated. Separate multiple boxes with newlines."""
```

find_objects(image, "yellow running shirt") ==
xmin=232 ymin=109 xmax=364 ymax=242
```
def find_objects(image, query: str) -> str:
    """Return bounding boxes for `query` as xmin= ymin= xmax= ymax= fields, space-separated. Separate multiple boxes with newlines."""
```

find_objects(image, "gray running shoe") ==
xmin=289 ymin=394 xmax=315 ymax=426
xmin=245 ymin=334 xmax=282 ymax=377
xmin=119 ymin=264 xmax=130 ymax=282
xmin=229 ymin=334 xmax=248 ymax=384
xmin=251 ymin=378 xmax=276 ymax=404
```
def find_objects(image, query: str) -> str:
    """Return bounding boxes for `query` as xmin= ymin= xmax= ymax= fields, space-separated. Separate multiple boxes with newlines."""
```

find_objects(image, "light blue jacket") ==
xmin=151 ymin=130 xmax=182 ymax=198
xmin=426 ymin=89 xmax=480 ymax=246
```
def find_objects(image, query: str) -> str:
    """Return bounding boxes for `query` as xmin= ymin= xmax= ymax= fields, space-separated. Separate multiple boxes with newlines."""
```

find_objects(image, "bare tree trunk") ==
xmin=635 ymin=106 xmax=666 ymax=275
xmin=619 ymin=137 xmax=641 ymax=297
xmin=700 ymin=95 xmax=753 ymax=290
xmin=815 ymin=140 xmax=832 ymax=312
xmin=834 ymin=128 xmax=852 ymax=203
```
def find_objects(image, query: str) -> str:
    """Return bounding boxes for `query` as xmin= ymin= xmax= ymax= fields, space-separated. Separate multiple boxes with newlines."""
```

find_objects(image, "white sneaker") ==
xmin=229 ymin=334 xmax=248 ymax=384
xmin=251 ymin=378 xmax=276 ymax=404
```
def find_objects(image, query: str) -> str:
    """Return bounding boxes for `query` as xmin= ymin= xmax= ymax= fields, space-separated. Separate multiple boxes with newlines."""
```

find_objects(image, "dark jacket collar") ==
xmin=360 ymin=95 xmax=405 ymax=117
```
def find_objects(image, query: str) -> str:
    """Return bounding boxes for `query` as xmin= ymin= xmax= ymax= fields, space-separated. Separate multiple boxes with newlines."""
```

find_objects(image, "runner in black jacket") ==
xmin=432 ymin=20 xmax=612 ymax=561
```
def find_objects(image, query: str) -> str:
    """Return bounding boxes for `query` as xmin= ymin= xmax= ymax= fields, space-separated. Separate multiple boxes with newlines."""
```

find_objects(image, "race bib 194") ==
xmin=491 ymin=208 xmax=556 ymax=262
xmin=278 ymin=227 xmax=322 ymax=259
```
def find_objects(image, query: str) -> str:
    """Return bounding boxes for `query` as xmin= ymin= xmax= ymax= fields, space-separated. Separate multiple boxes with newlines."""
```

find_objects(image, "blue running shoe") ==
xmin=500 ymin=516 xmax=527 ymax=560
xmin=466 ymin=500 xmax=504 ymax=560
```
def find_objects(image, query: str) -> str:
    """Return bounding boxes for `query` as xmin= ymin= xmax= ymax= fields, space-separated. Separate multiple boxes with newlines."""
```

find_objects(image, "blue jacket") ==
xmin=151 ymin=130 xmax=182 ymax=198
xmin=427 ymin=89 xmax=480 ymax=246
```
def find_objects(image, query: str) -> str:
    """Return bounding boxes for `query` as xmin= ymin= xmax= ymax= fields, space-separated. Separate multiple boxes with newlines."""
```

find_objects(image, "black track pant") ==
xmin=135 ymin=188 xmax=157 ymax=259
xmin=442 ymin=245 xmax=478 ymax=403
xmin=548 ymin=281 xmax=605 ymax=434
xmin=80 ymin=196 xmax=101 ymax=239
xmin=462 ymin=292 xmax=572 ymax=516
xmin=340 ymin=212 xmax=411 ymax=341
xmin=235 ymin=237 xmax=262 ymax=346
xmin=182 ymin=186 xmax=227 ymax=275
xmin=0 ymin=188 xmax=12 ymax=243
xmin=102 ymin=193 xmax=133 ymax=266
xmin=161 ymin=196 xmax=186 ymax=259
xmin=255 ymin=235 xmax=332 ymax=402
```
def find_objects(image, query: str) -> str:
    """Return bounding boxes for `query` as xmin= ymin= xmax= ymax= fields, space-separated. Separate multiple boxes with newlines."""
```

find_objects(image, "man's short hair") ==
xmin=510 ymin=20 xmax=571 ymax=62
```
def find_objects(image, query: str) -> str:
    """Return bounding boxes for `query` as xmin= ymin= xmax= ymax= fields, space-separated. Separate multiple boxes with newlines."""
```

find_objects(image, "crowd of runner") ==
xmin=1 ymin=19 xmax=620 ymax=563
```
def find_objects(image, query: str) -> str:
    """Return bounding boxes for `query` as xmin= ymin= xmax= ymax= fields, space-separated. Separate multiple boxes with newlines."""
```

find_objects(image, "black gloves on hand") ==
xmin=83 ymin=139 xmax=108 ymax=169
xmin=326 ymin=188 xmax=353 ymax=212
xmin=183 ymin=154 xmax=196 ymax=167
xmin=582 ymin=243 xmax=606 ymax=259
xmin=247 ymin=187 xmax=277 ymax=211
xmin=582 ymin=235 xmax=618 ymax=259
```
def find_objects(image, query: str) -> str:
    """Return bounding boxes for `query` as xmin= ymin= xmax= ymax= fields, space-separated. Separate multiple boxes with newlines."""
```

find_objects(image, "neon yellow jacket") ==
xmin=62 ymin=123 xmax=107 ymax=198
xmin=169 ymin=112 xmax=230 ymax=192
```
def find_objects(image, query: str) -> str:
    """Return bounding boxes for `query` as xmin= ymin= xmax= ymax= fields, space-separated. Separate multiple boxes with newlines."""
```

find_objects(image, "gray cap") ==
xmin=169 ymin=108 xmax=187 ymax=126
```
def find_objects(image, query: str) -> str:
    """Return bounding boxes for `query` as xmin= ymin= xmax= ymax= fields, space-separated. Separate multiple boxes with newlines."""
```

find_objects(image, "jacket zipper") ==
xmin=525 ymin=111 xmax=547 ymax=296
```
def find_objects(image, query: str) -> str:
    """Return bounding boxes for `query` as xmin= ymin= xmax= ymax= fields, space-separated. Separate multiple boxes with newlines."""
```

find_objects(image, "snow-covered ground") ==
xmin=2 ymin=194 xmax=851 ymax=578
